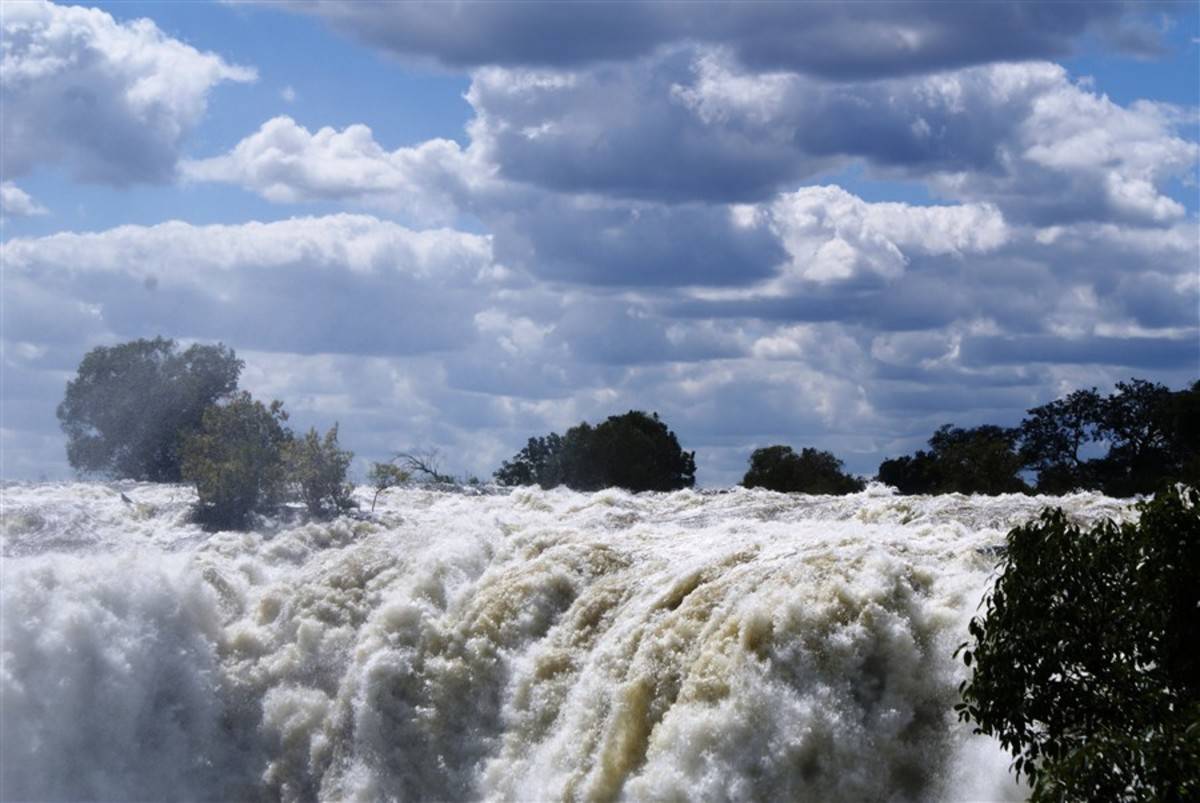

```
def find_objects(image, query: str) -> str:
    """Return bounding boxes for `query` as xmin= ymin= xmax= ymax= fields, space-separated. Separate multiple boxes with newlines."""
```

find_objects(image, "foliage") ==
xmin=494 ymin=411 xmax=695 ymax=492
xmin=1094 ymin=380 xmax=1197 ymax=497
xmin=181 ymin=392 xmax=291 ymax=529
xmin=876 ymin=450 xmax=941 ymax=494
xmin=57 ymin=337 xmax=242 ymax=481
xmin=877 ymin=425 xmax=1027 ymax=495
xmin=955 ymin=486 xmax=1200 ymax=801
xmin=494 ymin=434 xmax=564 ymax=488
xmin=1019 ymin=380 xmax=1199 ymax=496
xmin=285 ymin=424 xmax=356 ymax=518
xmin=928 ymin=424 xmax=1027 ymax=494
xmin=741 ymin=445 xmax=864 ymax=494
xmin=1018 ymin=388 xmax=1105 ymax=494
xmin=367 ymin=461 xmax=410 ymax=512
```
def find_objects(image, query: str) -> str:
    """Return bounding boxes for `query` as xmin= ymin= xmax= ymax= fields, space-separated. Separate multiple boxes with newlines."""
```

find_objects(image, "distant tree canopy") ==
xmin=879 ymin=379 xmax=1198 ymax=496
xmin=878 ymin=425 xmax=1027 ymax=495
xmin=494 ymin=410 xmax=695 ymax=492
xmin=1020 ymin=379 xmax=1199 ymax=497
xmin=741 ymin=445 xmax=864 ymax=494
xmin=57 ymin=337 xmax=242 ymax=481
xmin=956 ymin=486 xmax=1200 ymax=800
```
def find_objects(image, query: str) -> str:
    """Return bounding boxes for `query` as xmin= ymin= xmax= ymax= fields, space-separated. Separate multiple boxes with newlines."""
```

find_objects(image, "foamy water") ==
xmin=0 ymin=482 xmax=1133 ymax=802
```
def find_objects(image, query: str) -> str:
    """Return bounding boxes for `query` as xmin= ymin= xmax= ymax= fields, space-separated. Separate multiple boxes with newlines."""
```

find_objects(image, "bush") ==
xmin=286 ymin=425 xmax=356 ymax=518
xmin=741 ymin=445 xmax=864 ymax=494
xmin=494 ymin=411 xmax=695 ymax=492
xmin=955 ymin=485 xmax=1200 ymax=800
xmin=181 ymin=392 xmax=291 ymax=529
xmin=57 ymin=337 xmax=242 ymax=481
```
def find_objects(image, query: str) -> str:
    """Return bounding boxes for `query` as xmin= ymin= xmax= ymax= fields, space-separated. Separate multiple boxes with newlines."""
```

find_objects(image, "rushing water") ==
xmin=0 ymin=482 xmax=1133 ymax=802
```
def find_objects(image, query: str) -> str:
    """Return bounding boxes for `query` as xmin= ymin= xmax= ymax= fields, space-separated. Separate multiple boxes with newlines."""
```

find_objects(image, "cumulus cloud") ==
xmin=1 ymin=0 xmax=255 ymax=183
xmin=182 ymin=116 xmax=480 ymax=225
xmin=1 ymin=181 xmax=47 ymax=216
xmin=746 ymin=186 xmax=1008 ymax=286
xmin=465 ymin=52 xmax=1197 ymax=222
xmin=277 ymin=1 xmax=1156 ymax=77
xmin=1 ymin=215 xmax=499 ymax=356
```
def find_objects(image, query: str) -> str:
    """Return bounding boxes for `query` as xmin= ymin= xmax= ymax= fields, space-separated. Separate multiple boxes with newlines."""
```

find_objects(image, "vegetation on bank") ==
xmin=883 ymin=380 xmax=1200 ymax=497
xmin=56 ymin=337 xmax=1197 ymax=525
xmin=957 ymin=485 xmax=1200 ymax=801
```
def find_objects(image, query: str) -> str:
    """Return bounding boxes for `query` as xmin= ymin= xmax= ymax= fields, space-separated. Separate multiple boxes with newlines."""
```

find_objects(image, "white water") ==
xmin=0 ymin=482 xmax=1133 ymax=802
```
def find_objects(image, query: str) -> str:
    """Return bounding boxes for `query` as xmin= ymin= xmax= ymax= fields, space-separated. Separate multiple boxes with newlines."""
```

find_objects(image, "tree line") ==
xmin=56 ymin=338 xmax=1197 ymax=527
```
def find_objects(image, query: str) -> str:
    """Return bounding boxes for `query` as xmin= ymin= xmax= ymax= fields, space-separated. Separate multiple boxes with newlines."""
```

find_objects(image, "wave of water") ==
xmin=0 ymin=482 xmax=1133 ymax=802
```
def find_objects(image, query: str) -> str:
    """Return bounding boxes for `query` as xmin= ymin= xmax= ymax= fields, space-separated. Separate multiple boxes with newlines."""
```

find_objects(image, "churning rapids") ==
xmin=0 ymin=482 xmax=1134 ymax=802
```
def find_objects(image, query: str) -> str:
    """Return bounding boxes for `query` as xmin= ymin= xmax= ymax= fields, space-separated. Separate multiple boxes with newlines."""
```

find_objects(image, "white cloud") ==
xmin=182 ymin=116 xmax=482 ymax=225
xmin=281 ymin=85 xmax=297 ymax=103
xmin=463 ymin=51 xmax=1197 ymax=226
xmin=1 ymin=0 xmax=255 ymax=183
xmin=1 ymin=214 xmax=499 ymax=356
xmin=0 ymin=181 xmax=48 ymax=216
xmin=731 ymin=186 xmax=1008 ymax=287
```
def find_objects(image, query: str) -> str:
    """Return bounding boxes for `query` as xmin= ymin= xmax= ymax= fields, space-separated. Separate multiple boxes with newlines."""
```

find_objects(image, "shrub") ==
xmin=955 ymin=485 xmax=1200 ymax=801
xmin=741 ymin=445 xmax=864 ymax=494
xmin=57 ymin=337 xmax=242 ymax=481
xmin=181 ymin=392 xmax=291 ymax=529
xmin=286 ymin=425 xmax=356 ymax=518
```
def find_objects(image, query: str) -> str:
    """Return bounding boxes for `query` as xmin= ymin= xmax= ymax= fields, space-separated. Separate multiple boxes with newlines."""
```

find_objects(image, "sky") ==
xmin=2 ymin=0 xmax=1198 ymax=486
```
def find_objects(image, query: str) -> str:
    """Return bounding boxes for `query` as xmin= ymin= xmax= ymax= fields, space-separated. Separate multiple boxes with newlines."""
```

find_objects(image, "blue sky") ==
xmin=2 ymin=0 xmax=1198 ymax=485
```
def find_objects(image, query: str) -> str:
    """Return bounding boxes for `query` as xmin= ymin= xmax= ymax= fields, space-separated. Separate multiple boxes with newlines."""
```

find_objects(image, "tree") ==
xmin=955 ymin=486 xmax=1200 ymax=801
xmin=1094 ymin=379 xmax=1184 ymax=497
xmin=396 ymin=449 xmax=456 ymax=484
xmin=1017 ymin=379 xmax=1199 ymax=496
xmin=877 ymin=450 xmax=940 ymax=494
xmin=741 ymin=445 xmax=864 ymax=494
xmin=1019 ymin=388 xmax=1105 ymax=494
xmin=180 ymin=392 xmax=291 ymax=529
xmin=494 ymin=411 xmax=695 ymax=492
xmin=927 ymin=424 xmax=1027 ymax=495
xmin=367 ymin=461 xmax=410 ymax=512
xmin=494 ymin=434 xmax=564 ymax=488
xmin=57 ymin=337 xmax=242 ymax=481
xmin=587 ymin=411 xmax=696 ymax=492
xmin=877 ymin=424 xmax=1026 ymax=495
xmin=286 ymin=424 xmax=356 ymax=518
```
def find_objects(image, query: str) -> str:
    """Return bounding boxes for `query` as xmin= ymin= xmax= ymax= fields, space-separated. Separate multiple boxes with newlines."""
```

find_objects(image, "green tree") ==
xmin=928 ymin=424 xmax=1027 ymax=495
xmin=367 ymin=461 xmax=410 ymax=512
xmin=877 ymin=425 xmax=1026 ymax=495
xmin=587 ymin=411 xmax=696 ymax=492
xmin=286 ymin=424 xmax=356 ymax=518
xmin=956 ymin=486 xmax=1200 ymax=801
xmin=1019 ymin=388 xmax=1105 ymax=494
xmin=1095 ymin=379 xmax=1185 ymax=497
xmin=741 ymin=445 xmax=864 ymax=494
xmin=876 ymin=450 xmax=941 ymax=494
xmin=181 ymin=392 xmax=291 ymax=529
xmin=57 ymin=337 xmax=242 ymax=481
xmin=494 ymin=434 xmax=564 ymax=487
xmin=494 ymin=411 xmax=695 ymax=492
